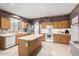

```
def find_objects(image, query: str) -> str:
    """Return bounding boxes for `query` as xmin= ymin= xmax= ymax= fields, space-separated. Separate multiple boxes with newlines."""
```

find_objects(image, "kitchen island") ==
xmin=18 ymin=34 xmax=44 ymax=56
xmin=15 ymin=32 xmax=29 ymax=45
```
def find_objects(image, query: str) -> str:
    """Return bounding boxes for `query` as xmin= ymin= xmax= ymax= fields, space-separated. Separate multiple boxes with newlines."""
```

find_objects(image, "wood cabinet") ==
xmin=53 ymin=34 xmax=71 ymax=44
xmin=47 ymin=22 xmax=53 ymax=25
xmin=21 ymin=21 xmax=29 ymax=29
xmin=18 ymin=34 xmax=43 ymax=56
xmin=40 ymin=33 xmax=45 ymax=41
xmin=40 ymin=22 xmax=53 ymax=29
xmin=0 ymin=35 xmax=15 ymax=49
xmin=21 ymin=21 xmax=26 ymax=29
xmin=53 ymin=20 xmax=70 ymax=29
xmin=40 ymin=22 xmax=47 ymax=29
xmin=62 ymin=20 xmax=70 ymax=28
xmin=40 ymin=20 xmax=70 ymax=29
xmin=0 ymin=37 xmax=5 ymax=49
xmin=0 ymin=17 xmax=10 ymax=29
xmin=53 ymin=22 xmax=57 ymax=28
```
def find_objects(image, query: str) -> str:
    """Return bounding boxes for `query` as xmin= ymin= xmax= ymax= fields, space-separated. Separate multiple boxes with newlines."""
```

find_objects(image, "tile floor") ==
xmin=37 ymin=42 xmax=72 ymax=56
xmin=0 ymin=42 xmax=72 ymax=56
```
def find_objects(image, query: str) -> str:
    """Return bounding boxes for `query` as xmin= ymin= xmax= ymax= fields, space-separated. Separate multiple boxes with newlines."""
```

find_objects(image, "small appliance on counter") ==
xmin=65 ymin=30 xmax=69 ymax=34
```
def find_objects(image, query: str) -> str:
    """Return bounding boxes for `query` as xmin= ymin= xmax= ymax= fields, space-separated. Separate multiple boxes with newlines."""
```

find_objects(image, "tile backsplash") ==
xmin=41 ymin=28 xmax=71 ymax=34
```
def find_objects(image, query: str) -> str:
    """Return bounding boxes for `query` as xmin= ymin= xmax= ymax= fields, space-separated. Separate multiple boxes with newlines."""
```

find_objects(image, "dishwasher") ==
xmin=6 ymin=35 xmax=16 ymax=48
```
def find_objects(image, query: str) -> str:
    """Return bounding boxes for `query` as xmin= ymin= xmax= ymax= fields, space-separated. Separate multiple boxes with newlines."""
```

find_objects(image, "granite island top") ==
xmin=18 ymin=34 xmax=43 ymax=41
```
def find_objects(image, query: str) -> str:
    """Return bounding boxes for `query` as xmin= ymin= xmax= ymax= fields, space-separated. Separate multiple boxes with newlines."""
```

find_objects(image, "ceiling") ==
xmin=0 ymin=3 xmax=78 ymax=19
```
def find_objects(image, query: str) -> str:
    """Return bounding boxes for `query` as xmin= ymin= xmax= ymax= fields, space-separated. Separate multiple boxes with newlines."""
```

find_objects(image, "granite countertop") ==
xmin=17 ymin=32 xmax=27 ymax=34
xmin=18 ymin=34 xmax=43 ymax=41
xmin=53 ymin=33 xmax=71 ymax=35
xmin=0 ymin=32 xmax=29 ymax=37
xmin=0 ymin=33 xmax=15 ymax=37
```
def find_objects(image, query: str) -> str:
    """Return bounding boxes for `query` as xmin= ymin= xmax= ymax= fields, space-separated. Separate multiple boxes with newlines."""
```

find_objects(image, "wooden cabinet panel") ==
xmin=18 ymin=40 xmax=28 ymax=56
xmin=0 ymin=37 xmax=6 ymax=49
xmin=53 ymin=22 xmax=58 ymax=29
xmin=47 ymin=22 xmax=53 ymax=25
xmin=41 ymin=22 xmax=54 ymax=29
xmin=0 ymin=17 xmax=10 ymax=29
xmin=21 ymin=21 xmax=29 ymax=29
xmin=21 ymin=21 xmax=26 ymax=29
xmin=40 ymin=33 xmax=45 ymax=41
xmin=53 ymin=34 xmax=71 ymax=44
xmin=53 ymin=20 xmax=70 ymax=29
xmin=41 ymin=22 xmax=47 ymax=29
xmin=18 ymin=35 xmax=42 ymax=56
xmin=40 ymin=20 xmax=70 ymax=29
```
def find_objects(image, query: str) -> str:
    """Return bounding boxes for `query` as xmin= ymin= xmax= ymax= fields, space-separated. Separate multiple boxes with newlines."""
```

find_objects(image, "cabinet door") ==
xmin=1 ymin=17 xmax=10 ymax=29
xmin=62 ymin=20 xmax=70 ymax=28
xmin=47 ymin=22 xmax=53 ymax=25
xmin=53 ymin=22 xmax=57 ymax=29
xmin=41 ymin=22 xmax=47 ymax=29
xmin=0 ymin=37 xmax=5 ymax=49
xmin=62 ymin=21 xmax=65 ymax=28
xmin=21 ymin=21 xmax=26 ymax=29
xmin=57 ymin=22 xmax=59 ymax=28
xmin=66 ymin=20 xmax=70 ymax=28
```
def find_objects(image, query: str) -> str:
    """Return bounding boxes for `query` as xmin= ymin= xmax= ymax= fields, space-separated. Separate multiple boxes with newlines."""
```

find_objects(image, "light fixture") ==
xmin=41 ymin=6 xmax=45 ymax=10
xmin=11 ymin=3 xmax=14 ymax=6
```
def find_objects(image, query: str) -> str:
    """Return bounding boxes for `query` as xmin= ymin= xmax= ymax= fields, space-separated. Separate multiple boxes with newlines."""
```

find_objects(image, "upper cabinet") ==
xmin=0 ymin=17 xmax=10 ymax=29
xmin=21 ymin=21 xmax=26 ymax=29
xmin=21 ymin=21 xmax=29 ymax=29
xmin=40 ymin=22 xmax=47 ymax=29
xmin=40 ymin=20 xmax=70 ymax=29
xmin=53 ymin=20 xmax=70 ymax=29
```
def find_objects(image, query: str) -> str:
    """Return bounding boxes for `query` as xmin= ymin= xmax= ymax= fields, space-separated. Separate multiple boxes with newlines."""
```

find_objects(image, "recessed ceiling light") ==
xmin=41 ymin=6 xmax=45 ymax=10
xmin=11 ymin=3 xmax=14 ymax=6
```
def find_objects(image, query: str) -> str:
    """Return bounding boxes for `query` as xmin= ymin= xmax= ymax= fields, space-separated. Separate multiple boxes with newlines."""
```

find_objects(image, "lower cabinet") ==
xmin=53 ymin=34 xmax=71 ymax=44
xmin=40 ymin=33 xmax=45 ymax=41
xmin=0 ymin=35 xmax=16 ymax=49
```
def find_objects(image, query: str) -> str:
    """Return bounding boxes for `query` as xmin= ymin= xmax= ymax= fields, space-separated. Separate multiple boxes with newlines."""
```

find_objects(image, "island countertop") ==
xmin=18 ymin=34 xmax=43 ymax=41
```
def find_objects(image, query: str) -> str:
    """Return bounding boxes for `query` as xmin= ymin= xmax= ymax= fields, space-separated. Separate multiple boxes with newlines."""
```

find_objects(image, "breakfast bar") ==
xmin=18 ymin=34 xmax=43 ymax=56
